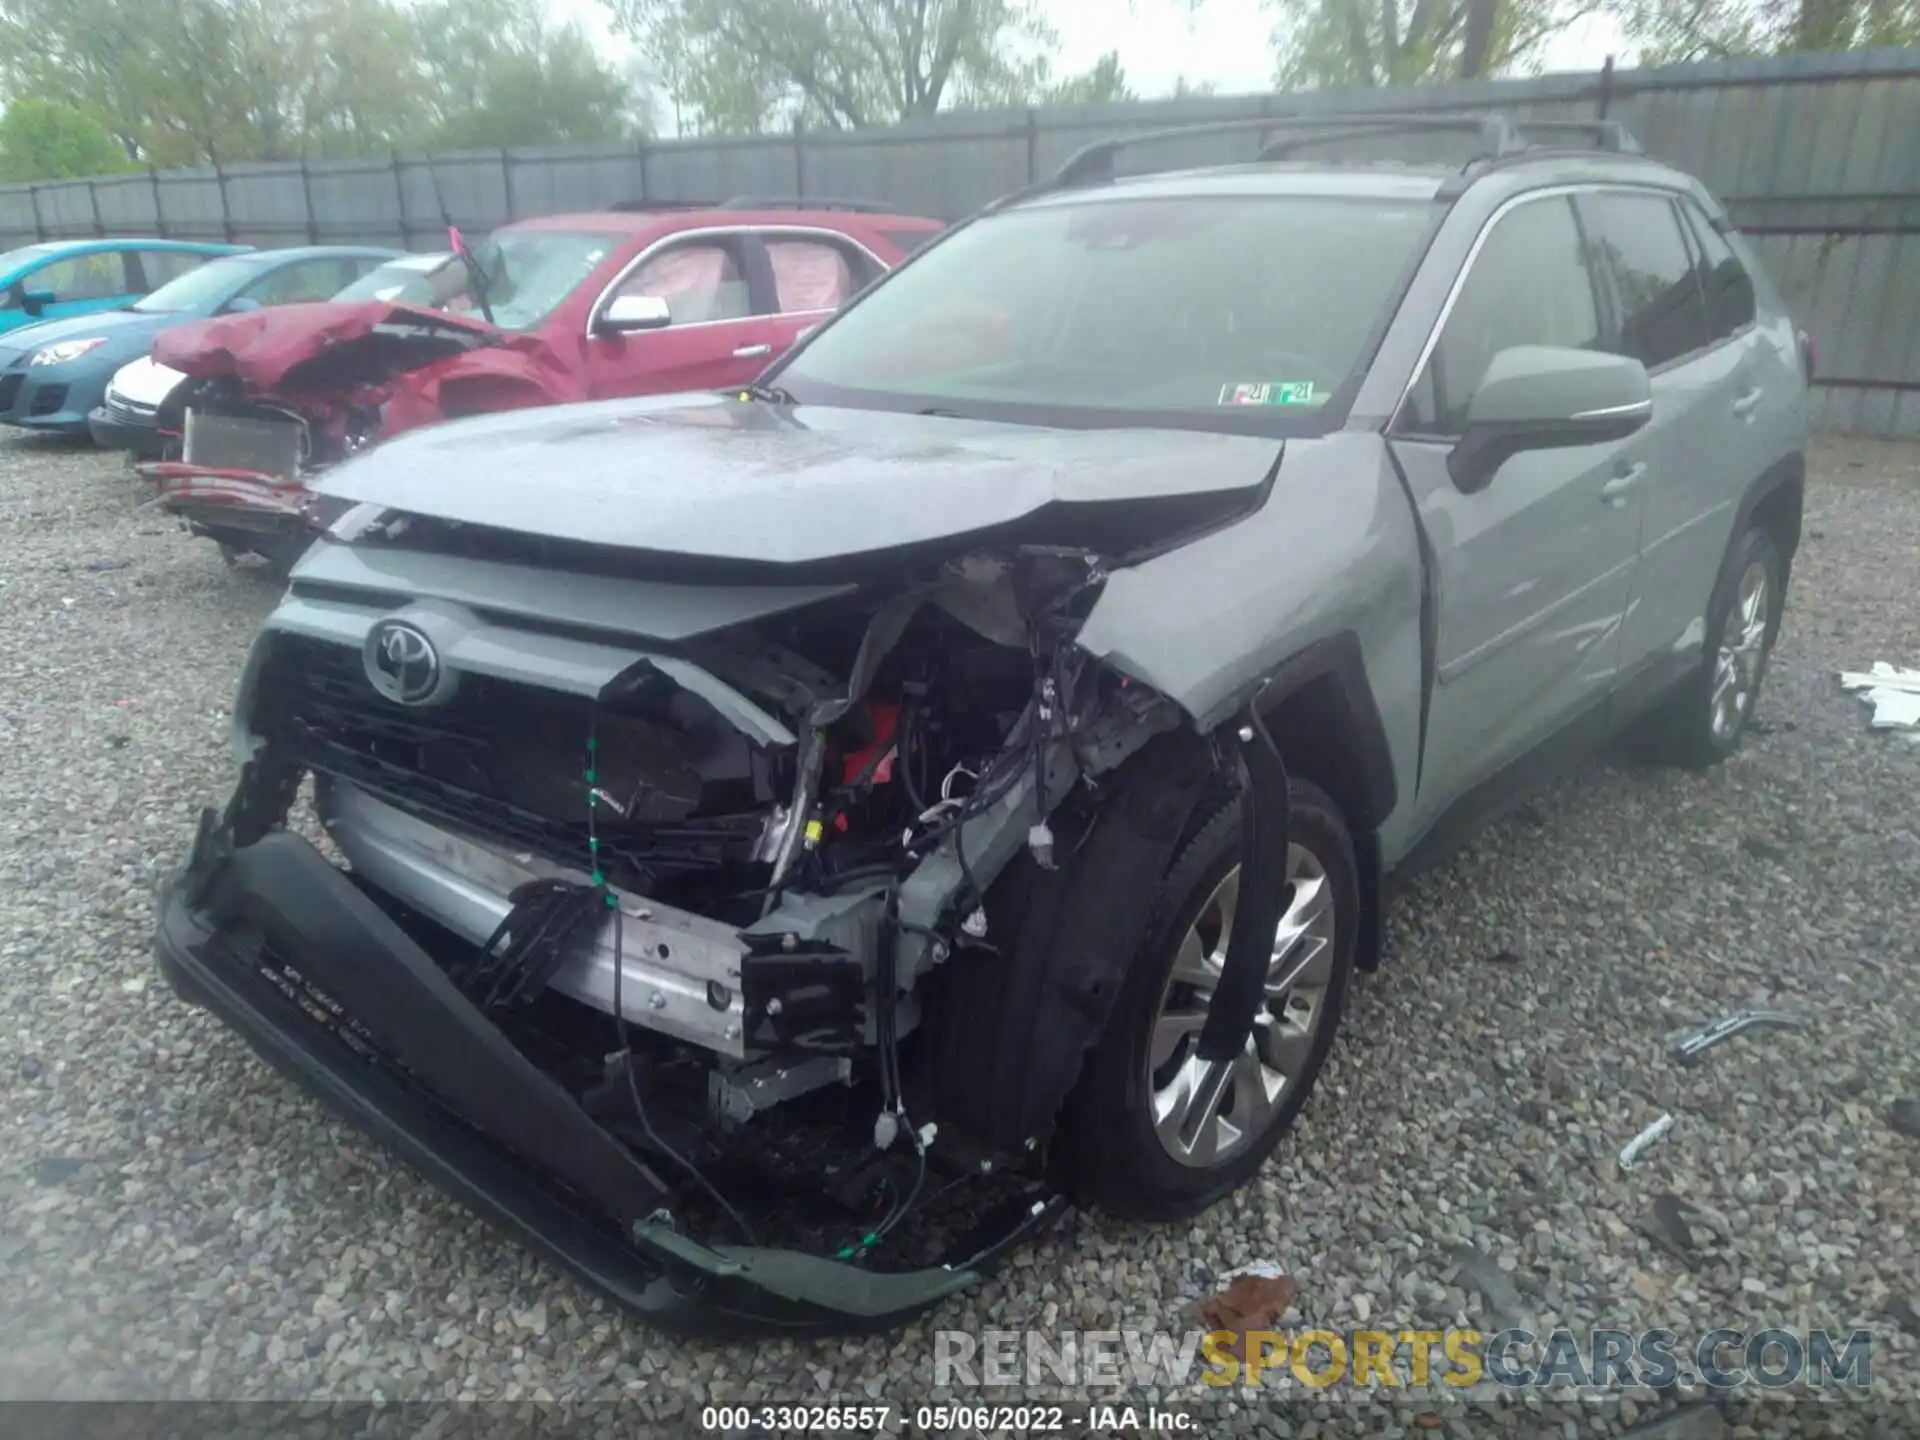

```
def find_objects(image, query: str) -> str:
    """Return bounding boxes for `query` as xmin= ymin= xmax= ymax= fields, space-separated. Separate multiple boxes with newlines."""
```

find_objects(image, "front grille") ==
xmin=0 ymin=373 xmax=21 ymax=413
xmin=28 ymin=383 xmax=67 ymax=416
xmin=105 ymin=394 xmax=158 ymax=423
xmin=264 ymin=635 xmax=762 ymax=882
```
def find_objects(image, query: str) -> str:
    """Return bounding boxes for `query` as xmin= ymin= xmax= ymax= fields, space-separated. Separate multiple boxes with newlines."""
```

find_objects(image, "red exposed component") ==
xmin=841 ymin=703 xmax=899 ymax=787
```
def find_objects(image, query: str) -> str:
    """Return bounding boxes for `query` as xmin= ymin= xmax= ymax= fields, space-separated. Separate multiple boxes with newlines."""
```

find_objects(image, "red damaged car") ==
xmin=143 ymin=199 xmax=945 ymax=567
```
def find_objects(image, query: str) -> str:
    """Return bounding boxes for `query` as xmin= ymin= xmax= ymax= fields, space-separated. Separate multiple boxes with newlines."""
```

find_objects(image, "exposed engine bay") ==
xmin=231 ymin=531 xmax=1250 ymax=1259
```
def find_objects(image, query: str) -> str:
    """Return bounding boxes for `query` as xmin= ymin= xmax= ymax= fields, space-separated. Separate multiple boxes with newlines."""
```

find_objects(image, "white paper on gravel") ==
xmin=1840 ymin=663 xmax=1920 ymax=733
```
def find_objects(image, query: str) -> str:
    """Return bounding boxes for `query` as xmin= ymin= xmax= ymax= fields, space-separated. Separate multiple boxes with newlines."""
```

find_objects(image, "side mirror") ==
xmin=21 ymin=287 xmax=55 ymax=316
xmin=1448 ymin=345 xmax=1652 ymax=494
xmin=224 ymin=296 xmax=263 ymax=314
xmin=594 ymin=293 xmax=671 ymax=335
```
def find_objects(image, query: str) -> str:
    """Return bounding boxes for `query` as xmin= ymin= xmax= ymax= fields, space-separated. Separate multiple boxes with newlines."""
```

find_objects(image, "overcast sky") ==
xmin=556 ymin=0 xmax=1633 ymax=117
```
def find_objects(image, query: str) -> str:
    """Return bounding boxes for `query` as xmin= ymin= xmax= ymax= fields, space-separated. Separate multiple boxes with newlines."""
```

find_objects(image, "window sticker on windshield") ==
xmin=1219 ymin=381 xmax=1318 ymax=406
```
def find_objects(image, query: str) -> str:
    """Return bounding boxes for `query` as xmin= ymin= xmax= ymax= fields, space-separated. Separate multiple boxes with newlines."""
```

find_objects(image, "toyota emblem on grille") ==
xmin=365 ymin=620 xmax=441 ymax=705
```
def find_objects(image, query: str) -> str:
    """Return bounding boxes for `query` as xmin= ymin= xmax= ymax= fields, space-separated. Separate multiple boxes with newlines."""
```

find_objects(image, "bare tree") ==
xmin=1268 ymin=0 xmax=1598 ymax=87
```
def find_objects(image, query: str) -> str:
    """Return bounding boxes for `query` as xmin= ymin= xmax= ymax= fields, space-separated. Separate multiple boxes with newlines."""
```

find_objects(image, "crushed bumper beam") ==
xmin=153 ymin=817 xmax=1064 ymax=1336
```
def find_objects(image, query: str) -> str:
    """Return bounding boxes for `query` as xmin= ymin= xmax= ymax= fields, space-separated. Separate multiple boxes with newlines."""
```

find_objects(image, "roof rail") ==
xmin=1255 ymin=113 xmax=1521 ymax=160
xmin=1506 ymin=119 xmax=1640 ymax=153
xmin=716 ymin=195 xmax=902 ymax=213
xmin=994 ymin=111 xmax=1646 ymax=208
xmin=605 ymin=199 xmax=725 ymax=212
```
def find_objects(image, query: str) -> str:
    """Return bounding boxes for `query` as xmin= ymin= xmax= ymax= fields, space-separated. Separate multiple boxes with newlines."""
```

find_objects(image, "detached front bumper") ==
xmin=140 ymin=461 xmax=323 ymax=563
xmin=142 ymin=460 xmax=317 ymax=521
xmin=153 ymin=810 xmax=1063 ymax=1337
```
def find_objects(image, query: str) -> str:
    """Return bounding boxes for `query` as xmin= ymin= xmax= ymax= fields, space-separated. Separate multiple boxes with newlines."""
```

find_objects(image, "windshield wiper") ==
xmin=424 ymin=160 xmax=496 ymax=327
xmin=738 ymin=381 xmax=796 ymax=405
xmin=457 ymin=248 xmax=497 ymax=327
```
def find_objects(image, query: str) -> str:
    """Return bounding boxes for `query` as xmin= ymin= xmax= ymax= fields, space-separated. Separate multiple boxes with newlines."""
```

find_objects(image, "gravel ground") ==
xmin=0 ymin=432 xmax=1916 ymax=1433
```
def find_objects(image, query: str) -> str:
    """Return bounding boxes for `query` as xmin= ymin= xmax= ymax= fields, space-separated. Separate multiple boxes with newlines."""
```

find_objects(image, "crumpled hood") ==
xmin=153 ymin=301 xmax=501 ymax=389
xmin=315 ymin=392 xmax=1284 ymax=567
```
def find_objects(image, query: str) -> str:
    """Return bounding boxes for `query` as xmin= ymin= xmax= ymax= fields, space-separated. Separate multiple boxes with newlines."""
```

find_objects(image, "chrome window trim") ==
xmin=1389 ymin=180 xmax=1728 ymax=435
xmin=1571 ymin=398 xmax=1655 ymax=420
xmin=582 ymin=224 xmax=889 ymax=340
xmin=1388 ymin=184 xmax=1588 ymax=434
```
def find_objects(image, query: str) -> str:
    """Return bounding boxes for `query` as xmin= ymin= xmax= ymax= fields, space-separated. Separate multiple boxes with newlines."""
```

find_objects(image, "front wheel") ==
xmin=1056 ymin=778 xmax=1358 ymax=1221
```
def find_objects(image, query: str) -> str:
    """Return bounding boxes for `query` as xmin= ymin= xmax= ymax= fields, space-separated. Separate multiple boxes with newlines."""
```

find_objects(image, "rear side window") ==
xmin=1678 ymin=200 xmax=1756 ymax=343
xmin=1406 ymin=195 xmax=1600 ymax=434
xmin=765 ymin=239 xmax=861 ymax=313
xmin=238 ymin=256 xmax=369 ymax=306
xmin=1584 ymin=191 xmax=1712 ymax=369
xmin=137 ymin=249 xmax=211 ymax=289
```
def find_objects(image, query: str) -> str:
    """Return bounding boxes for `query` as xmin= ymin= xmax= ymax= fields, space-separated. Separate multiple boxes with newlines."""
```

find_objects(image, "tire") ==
xmin=1055 ymin=777 xmax=1358 ymax=1222
xmin=1635 ymin=525 xmax=1785 ymax=769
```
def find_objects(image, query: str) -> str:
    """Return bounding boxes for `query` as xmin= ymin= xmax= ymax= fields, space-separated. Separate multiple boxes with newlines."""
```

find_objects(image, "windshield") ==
xmin=776 ymin=195 xmax=1437 ymax=422
xmin=332 ymin=257 xmax=446 ymax=303
xmin=132 ymin=255 xmax=268 ymax=314
xmin=0 ymin=243 xmax=59 ymax=279
xmin=376 ymin=231 xmax=623 ymax=331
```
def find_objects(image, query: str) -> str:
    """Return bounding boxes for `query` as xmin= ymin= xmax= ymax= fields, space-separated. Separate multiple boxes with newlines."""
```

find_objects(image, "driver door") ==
xmin=1387 ymin=191 xmax=1647 ymax=837
xmin=585 ymin=236 xmax=782 ymax=400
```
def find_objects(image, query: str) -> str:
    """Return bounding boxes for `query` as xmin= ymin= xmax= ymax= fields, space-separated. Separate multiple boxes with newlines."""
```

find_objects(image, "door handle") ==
xmin=732 ymin=343 xmax=772 ymax=359
xmin=1601 ymin=462 xmax=1647 ymax=505
xmin=1732 ymin=386 xmax=1763 ymax=418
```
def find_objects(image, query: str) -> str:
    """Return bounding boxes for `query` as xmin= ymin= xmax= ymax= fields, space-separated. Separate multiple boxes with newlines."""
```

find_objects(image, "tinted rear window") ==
xmin=1585 ymin=191 xmax=1713 ymax=369
xmin=1678 ymin=200 xmax=1757 ymax=343
xmin=778 ymin=195 xmax=1436 ymax=423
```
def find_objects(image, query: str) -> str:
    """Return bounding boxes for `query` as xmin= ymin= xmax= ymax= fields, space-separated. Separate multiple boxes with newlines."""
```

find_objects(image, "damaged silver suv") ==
xmin=154 ymin=114 xmax=1810 ymax=1335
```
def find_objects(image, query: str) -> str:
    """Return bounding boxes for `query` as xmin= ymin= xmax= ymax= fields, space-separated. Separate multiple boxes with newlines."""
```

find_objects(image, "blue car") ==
xmin=0 ymin=245 xmax=401 ymax=437
xmin=0 ymin=238 xmax=249 ymax=334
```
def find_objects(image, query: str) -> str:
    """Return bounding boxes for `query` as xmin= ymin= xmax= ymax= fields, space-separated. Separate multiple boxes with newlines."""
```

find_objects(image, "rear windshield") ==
xmin=775 ymin=195 xmax=1437 ymax=426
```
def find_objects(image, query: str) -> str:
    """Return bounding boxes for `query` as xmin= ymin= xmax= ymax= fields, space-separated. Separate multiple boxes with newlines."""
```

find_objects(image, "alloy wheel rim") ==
xmin=1710 ymin=560 xmax=1770 ymax=742
xmin=1145 ymin=842 xmax=1336 ymax=1169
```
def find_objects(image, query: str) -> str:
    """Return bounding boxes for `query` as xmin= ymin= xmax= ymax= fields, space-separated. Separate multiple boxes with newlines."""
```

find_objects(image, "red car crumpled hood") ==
xmin=150 ymin=300 xmax=590 ymax=432
xmin=153 ymin=301 xmax=503 ymax=389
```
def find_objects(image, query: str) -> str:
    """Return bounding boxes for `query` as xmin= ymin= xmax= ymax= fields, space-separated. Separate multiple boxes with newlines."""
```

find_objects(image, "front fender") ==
xmin=1073 ymin=433 xmax=1424 ymax=844
xmin=383 ymin=343 xmax=584 ymax=436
